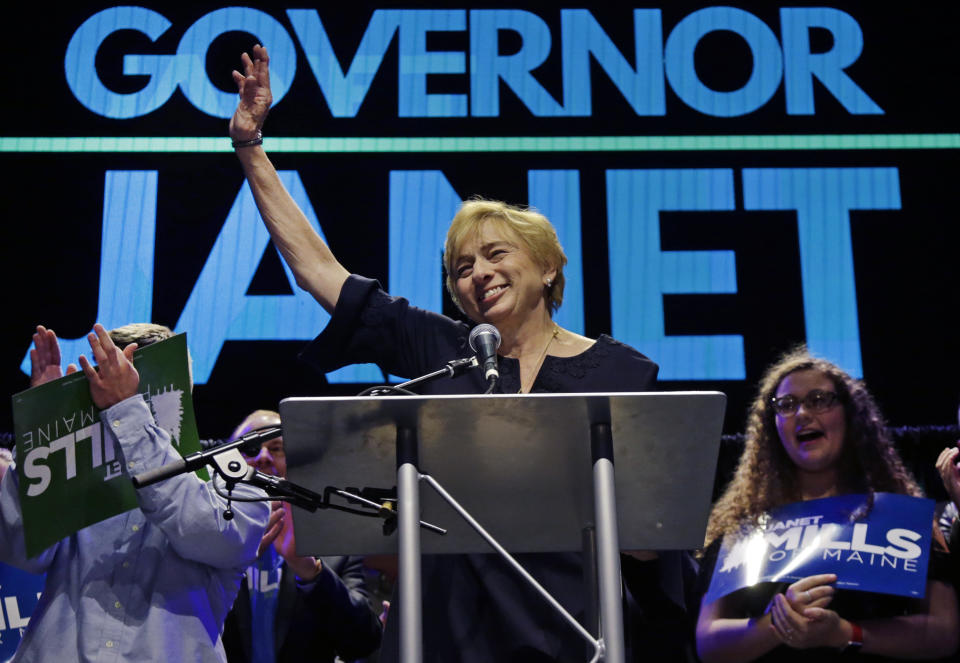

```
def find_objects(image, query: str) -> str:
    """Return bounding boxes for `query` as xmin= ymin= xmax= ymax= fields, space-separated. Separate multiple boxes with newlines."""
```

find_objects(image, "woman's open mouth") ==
xmin=796 ymin=429 xmax=825 ymax=445
xmin=480 ymin=284 xmax=508 ymax=304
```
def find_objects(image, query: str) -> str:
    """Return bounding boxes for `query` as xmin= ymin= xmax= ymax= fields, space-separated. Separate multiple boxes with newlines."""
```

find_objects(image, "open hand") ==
xmin=257 ymin=500 xmax=320 ymax=580
xmin=30 ymin=325 xmax=77 ymax=387
xmin=257 ymin=500 xmax=285 ymax=557
xmin=78 ymin=323 xmax=139 ymax=409
xmin=229 ymin=44 xmax=272 ymax=143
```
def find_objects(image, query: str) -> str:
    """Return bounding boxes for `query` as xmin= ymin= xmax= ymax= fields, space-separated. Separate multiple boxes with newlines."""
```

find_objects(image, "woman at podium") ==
xmin=230 ymin=45 xmax=696 ymax=662
xmin=696 ymin=349 xmax=958 ymax=661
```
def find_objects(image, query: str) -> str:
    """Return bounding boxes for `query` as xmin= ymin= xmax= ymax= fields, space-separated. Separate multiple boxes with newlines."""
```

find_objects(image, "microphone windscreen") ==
xmin=468 ymin=324 xmax=501 ymax=352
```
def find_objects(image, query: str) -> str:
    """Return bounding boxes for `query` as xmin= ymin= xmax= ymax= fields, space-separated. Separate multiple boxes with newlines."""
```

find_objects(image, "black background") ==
xmin=3 ymin=3 xmax=958 ymax=439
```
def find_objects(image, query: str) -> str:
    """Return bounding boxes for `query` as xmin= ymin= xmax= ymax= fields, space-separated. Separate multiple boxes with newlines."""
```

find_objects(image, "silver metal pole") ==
xmin=592 ymin=423 xmax=625 ymax=663
xmin=421 ymin=474 xmax=602 ymax=659
xmin=396 ymin=428 xmax=422 ymax=663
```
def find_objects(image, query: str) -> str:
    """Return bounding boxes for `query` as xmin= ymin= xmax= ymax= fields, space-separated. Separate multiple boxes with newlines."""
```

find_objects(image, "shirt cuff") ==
xmin=100 ymin=394 xmax=168 ymax=470
xmin=299 ymin=274 xmax=380 ymax=373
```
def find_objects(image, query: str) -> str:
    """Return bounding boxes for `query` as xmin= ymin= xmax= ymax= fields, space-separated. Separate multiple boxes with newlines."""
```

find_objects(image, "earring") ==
xmin=545 ymin=279 xmax=552 ymax=287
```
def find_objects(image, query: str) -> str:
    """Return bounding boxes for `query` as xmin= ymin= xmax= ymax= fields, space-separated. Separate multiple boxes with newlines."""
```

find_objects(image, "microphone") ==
xmin=468 ymin=324 xmax=501 ymax=382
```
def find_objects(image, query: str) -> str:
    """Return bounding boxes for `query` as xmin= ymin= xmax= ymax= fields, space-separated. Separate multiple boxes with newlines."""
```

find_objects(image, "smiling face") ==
xmin=452 ymin=220 xmax=555 ymax=326
xmin=774 ymin=369 xmax=847 ymax=478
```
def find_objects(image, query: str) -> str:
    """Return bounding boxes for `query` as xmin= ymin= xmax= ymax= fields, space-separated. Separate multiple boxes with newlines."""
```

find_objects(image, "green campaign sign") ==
xmin=11 ymin=333 xmax=202 ymax=557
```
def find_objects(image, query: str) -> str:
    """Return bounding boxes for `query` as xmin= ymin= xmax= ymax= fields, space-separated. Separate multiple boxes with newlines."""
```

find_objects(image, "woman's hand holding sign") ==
xmin=783 ymin=573 xmax=836 ymax=613
xmin=769 ymin=573 xmax=847 ymax=648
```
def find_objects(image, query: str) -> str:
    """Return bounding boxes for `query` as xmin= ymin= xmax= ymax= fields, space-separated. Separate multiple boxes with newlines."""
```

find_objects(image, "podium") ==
xmin=280 ymin=391 xmax=725 ymax=662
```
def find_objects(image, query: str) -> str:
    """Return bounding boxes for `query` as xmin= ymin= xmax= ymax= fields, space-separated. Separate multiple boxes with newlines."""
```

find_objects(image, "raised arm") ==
xmin=1 ymin=325 xmax=79 ymax=572
xmin=230 ymin=44 xmax=349 ymax=313
xmin=81 ymin=324 xmax=269 ymax=569
xmin=262 ymin=503 xmax=382 ymax=658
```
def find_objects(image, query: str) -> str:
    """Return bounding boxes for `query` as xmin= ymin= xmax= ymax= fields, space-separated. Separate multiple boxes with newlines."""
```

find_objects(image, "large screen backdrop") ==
xmin=2 ymin=3 xmax=958 ymax=437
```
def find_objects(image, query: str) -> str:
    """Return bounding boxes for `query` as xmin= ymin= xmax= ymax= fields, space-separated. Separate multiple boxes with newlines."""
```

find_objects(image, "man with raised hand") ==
xmin=222 ymin=409 xmax=383 ymax=663
xmin=0 ymin=323 xmax=269 ymax=662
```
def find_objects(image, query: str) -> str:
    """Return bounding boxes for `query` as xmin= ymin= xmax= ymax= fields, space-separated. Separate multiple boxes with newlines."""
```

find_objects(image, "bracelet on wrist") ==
xmin=840 ymin=621 xmax=863 ymax=654
xmin=232 ymin=131 xmax=263 ymax=149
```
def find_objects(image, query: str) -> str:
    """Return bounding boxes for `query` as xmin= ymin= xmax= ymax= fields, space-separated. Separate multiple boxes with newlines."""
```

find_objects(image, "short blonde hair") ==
xmin=444 ymin=199 xmax=567 ymax=315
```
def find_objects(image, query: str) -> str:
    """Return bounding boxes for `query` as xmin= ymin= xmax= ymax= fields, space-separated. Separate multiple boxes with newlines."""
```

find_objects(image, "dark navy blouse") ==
xmin=301 ymin=275 xmax=696 ymax=663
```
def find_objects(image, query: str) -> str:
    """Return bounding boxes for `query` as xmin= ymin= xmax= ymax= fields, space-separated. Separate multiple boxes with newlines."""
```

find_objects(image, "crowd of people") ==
xmin=1 ymin=44 xmax=959 ymax=662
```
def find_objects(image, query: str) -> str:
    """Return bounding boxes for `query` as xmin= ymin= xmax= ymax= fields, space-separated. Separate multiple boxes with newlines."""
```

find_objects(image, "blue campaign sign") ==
xmin=704 ymin=493 xmax=934 ymax=605
xmin=0 ymin=564 xmax=44 ymax=662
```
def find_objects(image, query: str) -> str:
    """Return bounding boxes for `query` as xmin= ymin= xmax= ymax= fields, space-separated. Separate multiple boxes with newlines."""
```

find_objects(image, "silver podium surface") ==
xmin=280 ymin=391 xmax=726 ymax=556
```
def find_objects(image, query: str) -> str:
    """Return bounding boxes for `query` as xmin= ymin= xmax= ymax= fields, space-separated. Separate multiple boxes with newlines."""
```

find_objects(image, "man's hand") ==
xmin=257 ymin=500 xmax=285 ymax=557
xmin=258 ymin=500 xmax=320 ymax=581
xmin=30 ymin=325 xmax=77 ymax=387
xmin=937 ymin=447 xmax=960 ymax=508
xmin=78 ymin=323 xmax=139 ymax=409
xmin=229 ymin=44 xmax=272 ymax=143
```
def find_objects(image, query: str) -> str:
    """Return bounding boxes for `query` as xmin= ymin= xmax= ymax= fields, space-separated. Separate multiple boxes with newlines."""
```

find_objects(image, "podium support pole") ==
xmin=280 ymin=392 xmax=727 ymax=663
xmin=592 ymin=422 xmax=625 ymax=663
xmin=396 ymin=426 xmax=423 ymax=663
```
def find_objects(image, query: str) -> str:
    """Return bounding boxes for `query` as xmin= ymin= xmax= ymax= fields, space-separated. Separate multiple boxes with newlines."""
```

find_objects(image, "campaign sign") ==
xmin=11 ymin=333 xmax=202 ymax=558
xmin=0 ymin=563 xmax=43 ymax=662
xmin=704 ymin=493 xmax=934 ymax=605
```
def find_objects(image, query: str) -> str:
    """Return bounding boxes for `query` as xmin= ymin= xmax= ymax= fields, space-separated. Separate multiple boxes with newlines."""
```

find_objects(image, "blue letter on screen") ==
xmin=397 ymin=10 xmax=467 ymax=117
xmin=21 ymin=171 xmax=158 ymax=373
xmin=388 ymin=171 xmax=462 ymax=315
xmin=606 ymin=169 xmax=741 ymax=380
xmin=174 ymin=172 xmax=381 ymax=384
xmin=560 ymin=9 xmax=665 ymax=116
xmin=470 ymin=10 xmax=564 ymax=116
xmin=288 ymin=9 xmax=401 ymax=118
xmin=65 ymin=7 xmax=177 ymax=119
xmin=742 ymin=168 xmax=900 ymax=376
xmin=388 ymin=171 xmax=461 ymax=383
xmin=528 ymin=170 xmax=585 ymax=334
xmin=664 ymin=7 xmax=782 ymax=117
xmin=781 ymin=8 xmax=883 ymax=115
xmin=176 ymin=7 xmax=297 ymax=118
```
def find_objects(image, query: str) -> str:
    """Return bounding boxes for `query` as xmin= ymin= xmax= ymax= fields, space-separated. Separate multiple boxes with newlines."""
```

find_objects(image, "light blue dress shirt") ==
xmin=0 ymin=395 xmax=270 ymax=662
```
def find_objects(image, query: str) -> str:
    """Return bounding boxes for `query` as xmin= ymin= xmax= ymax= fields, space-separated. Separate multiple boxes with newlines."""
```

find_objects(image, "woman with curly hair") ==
xmin=696 ymin=347 xmax=959 ymax=662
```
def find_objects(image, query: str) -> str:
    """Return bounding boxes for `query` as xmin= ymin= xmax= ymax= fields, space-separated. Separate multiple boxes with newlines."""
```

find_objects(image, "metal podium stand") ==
xmin=280 ymin=391 xmax=726 ymax=663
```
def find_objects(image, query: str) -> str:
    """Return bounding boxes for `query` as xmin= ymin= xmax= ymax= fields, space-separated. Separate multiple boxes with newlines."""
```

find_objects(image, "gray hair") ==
xmin=108 ymin=323 xmax=174 ymax=350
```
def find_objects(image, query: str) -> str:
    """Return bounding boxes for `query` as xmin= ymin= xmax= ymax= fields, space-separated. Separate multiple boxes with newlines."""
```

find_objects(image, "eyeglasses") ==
xmin=240 ymin=443 xmax=285 ymax=459
xmin=770 ymin=389 xmax=839 ymax=416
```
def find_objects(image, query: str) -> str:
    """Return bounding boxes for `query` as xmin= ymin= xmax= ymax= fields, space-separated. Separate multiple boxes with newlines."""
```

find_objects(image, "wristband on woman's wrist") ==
xmin=232 ymin=131 xmax=263 ymax=149
xmin=840 ymin=621 xmax=863 ymax=654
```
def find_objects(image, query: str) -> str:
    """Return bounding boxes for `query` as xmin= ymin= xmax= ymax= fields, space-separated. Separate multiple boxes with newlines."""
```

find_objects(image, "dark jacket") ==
xmin=222 ymin=555 xmax=382 ymax=663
